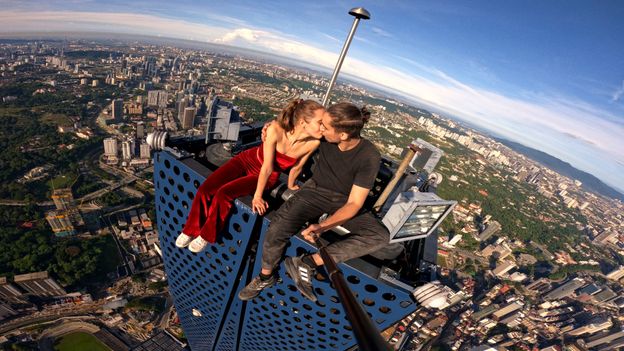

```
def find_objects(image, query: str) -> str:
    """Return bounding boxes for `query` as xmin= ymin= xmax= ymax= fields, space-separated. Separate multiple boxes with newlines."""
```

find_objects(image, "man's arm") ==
xmin=300 ymin=184 xmax=369 ymax=241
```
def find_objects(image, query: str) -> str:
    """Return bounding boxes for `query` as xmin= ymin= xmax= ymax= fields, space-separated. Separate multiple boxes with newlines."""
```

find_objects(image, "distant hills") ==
xmin=496 ymin=138 xmax=624 ymax=202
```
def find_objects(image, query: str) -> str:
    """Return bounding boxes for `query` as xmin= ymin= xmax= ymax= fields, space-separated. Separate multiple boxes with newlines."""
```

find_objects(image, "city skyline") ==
xmin=1 ymin=1 xmax=623 ymax=192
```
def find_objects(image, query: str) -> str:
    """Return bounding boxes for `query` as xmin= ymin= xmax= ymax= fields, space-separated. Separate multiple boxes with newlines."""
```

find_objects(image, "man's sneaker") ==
xmin=238 ymin=275 xmax=277 ymax=301
xmin=175 ymin=233 xmax=193 ymax=248
xmin=284 ymin=256 xmax=317 ymax=302
xmin=188 ymin=236 xmax=209 ymax=253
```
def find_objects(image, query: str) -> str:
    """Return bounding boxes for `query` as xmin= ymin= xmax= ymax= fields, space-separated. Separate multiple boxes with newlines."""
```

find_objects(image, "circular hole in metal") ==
xmin=183 ymin=173 xmax=190 ymax=182
xmin=159 ymin=170 xmax=165 ymax=179
xmin=382 ymin=293 xmax=396 ymax=301
xmin=164 ymin=159 xmax=171 ymax=168
xmin=364 ymin=284 xmax=378 ymax=293
xmin=173 ymin=165 xmax=180 ymax=175
xmin=193 ymin=180 xmax=200 ymax=189
xmin=346 ymin=275 xmax=360 ymax=284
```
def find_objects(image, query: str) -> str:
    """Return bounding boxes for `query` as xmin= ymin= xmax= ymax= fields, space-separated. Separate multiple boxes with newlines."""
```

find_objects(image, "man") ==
xmin=238 ymin=102 xmax=389 ymax=302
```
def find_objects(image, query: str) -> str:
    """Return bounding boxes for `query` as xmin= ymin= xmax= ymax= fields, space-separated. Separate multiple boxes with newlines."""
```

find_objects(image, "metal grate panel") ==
xmin=154 ymin=150 xmax=418 ymax=351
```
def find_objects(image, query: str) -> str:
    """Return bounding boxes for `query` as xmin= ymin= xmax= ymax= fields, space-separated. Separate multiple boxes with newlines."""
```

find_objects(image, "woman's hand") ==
xmin=252 ymin=197 xmax=268 ymax=215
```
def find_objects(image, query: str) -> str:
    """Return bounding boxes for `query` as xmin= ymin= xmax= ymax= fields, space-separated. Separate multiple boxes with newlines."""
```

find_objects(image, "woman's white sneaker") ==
xmin=189 ymin=236 xmax=210 ymax=253
xmin=175 ymin=233 xmax=193 ymax=248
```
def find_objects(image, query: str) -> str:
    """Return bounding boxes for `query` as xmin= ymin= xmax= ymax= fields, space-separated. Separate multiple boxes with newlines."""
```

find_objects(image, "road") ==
xmin=0 ymin=304 xmax=103 ymax=335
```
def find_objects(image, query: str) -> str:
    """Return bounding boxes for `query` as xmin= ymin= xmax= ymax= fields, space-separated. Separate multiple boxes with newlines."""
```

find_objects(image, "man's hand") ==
xmin=301 ymin=224 xmax=322 ymax=243
xmin=261 ymin=120 xmax=275 ymax=142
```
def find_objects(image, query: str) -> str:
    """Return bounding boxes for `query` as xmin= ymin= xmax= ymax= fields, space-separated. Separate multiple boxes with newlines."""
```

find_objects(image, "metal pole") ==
xmin=316 ymin=243 xmax=392 ymax=351
xmin=322 ymin=7 xmax=371 ymax=107
xmin=373 ymin=144 xmax=419 ymax=212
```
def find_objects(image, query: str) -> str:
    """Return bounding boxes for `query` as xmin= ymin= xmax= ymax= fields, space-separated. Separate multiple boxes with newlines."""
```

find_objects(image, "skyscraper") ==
xmin=148 ymin=90 xmax=168 ymax=108
xmin=13 ymin=271 xmax=66 ymax=297
xmin=182 ymin=107 xmax=196 ymax=129
xmin=136 ymin=122 xmax=145 ymax=139
xmin=153 ymin=147 xmax=417 ymax=351
xmin=121 ymin=141 xmax=132 ymax=160
xmin=178 ymin=97 xmax=188 ymax=122
xmin=104 ymin=138 xmax=118 ymax=156
xmin=140 ymin=143 xmax=151 ymax=159
xmin=112 ymin=98 xmax=123 ymax=122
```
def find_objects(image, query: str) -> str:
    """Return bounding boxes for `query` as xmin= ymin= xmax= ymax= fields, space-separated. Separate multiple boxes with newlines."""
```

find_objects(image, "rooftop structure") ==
xmin=13 ymin=271 xmax=66 ymax=297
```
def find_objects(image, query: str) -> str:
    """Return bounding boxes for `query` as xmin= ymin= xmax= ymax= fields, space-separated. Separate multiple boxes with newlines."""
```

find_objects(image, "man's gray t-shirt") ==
xmin=311 ymin=139 xmax=381 ymax=196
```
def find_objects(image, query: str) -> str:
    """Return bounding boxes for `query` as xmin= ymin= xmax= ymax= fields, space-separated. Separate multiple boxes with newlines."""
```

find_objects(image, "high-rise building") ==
xmin=148 ymin=90 xmax=168 ymax=108
xmin=178 ymin=97 xmax=189 ymax=121
xmin=140 ymin=143 xmax=151 ymax=159
xmin=136 ymin=122 xmax=145 ymax=139
xmin=104 ymin=138 xmax=118 ymax=156
xmin=13 ymin=271 xmax=66 ymax=297
xmin=0 ymin=277 xmax=23 ymax=300
xmin=112 ymin=98 xmax=123 ymax=122
xmin=182 ymin=107 xmax=196 ymax=129
xmin=154 ymin=148 xmax=418 ymax=351
xmin=121 ymin=141 xmax=133 ymax=160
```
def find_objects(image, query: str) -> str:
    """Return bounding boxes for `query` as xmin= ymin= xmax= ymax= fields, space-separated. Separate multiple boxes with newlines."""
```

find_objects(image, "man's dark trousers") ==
xmin=261 ymin=180 xmax=389 ymax=271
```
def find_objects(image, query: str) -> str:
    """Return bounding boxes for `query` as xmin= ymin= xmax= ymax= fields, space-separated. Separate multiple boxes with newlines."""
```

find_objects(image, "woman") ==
xmin=176 ymin=99 xmax=325 ymax=253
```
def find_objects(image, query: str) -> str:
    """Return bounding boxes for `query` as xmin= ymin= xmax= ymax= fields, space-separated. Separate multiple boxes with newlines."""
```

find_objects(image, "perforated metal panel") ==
xmin=154 ymin=150 xmax=418 ymax=351
xmin=155 ymin=151 xmax=258 ymax=351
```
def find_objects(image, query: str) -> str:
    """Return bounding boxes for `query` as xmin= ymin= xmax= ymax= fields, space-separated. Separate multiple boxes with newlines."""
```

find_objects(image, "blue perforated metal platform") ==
xmin=154 ymin=150 xmax=417 ymax=350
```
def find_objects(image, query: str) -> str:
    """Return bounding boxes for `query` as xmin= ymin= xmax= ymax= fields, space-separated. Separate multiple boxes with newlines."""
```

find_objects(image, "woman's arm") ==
xmin=252 ymin=125 xmax=278 ymax=215
xmin=287 ymin=140 xmax=320 ymax=190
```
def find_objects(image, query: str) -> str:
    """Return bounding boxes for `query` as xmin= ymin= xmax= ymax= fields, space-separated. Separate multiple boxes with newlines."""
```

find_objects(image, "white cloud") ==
xmin=371 ymin=26 xmax=393 ymax=38
xmin=1 ymin=10 xmax=623 ymax=189
xmin=612 ymin=80 xmax=624 ymax=102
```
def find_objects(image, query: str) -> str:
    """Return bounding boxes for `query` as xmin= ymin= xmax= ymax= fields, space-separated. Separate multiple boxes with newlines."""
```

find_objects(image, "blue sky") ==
xmin=1 ymin=0 xmax=623 ymax=193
